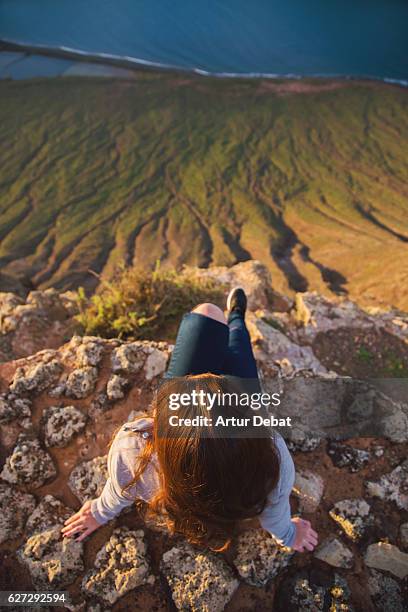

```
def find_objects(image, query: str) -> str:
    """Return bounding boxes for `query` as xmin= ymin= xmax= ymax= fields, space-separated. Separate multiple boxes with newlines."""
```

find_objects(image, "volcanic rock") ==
xmin=0 ymin=434 xmax=57 ymax=487
xmin=161 ymin=541 xmax=238 ymax=611
xmin=82 ymin=528 xmax=153 ymax=605
xmin=0 ymin=483 xmax=36 ymax=544
xmin=233 ymin=528 xmax=293 ymax=587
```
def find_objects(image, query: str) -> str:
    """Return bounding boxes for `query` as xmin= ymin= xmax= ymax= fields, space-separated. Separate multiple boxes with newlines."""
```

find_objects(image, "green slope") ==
xmin=0 ymin=75 xmax=407 ymax=308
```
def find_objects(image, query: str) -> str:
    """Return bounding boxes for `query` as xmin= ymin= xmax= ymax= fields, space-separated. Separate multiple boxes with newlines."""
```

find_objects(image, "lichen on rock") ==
xmin=106 ymin=374 xmax=128 ymax=401
xmin=0 ymin=434 xmax=57 ymax=487
xmin=111 ymin=343 xmax=146 ymax=374
xmin=0 ymin=393 xmax=32 ymax=429
xmin=233 ymin=528 xmax=293 ymax=587
xmin=161 ymin=540 xmax=238 ymax=611
xmin=82 ymin=528 xmax=153 ymax=605
xmin=327 ymin=441 xmax=370 ymax=472
xmin=25 ymin=495 xmax=73 ymax=535
xmin=18 ymin=525 xmax=84 ymax=590
xmin=65 ymin=366 xmax=99 ymax=399
xmin=0 ymin=483 xmax=36 ymax=544
xmin=88 ymin=391 xmax=111 ymax=418
xmin=43 ymin=405 xmax=87 ymax=447
xmin=75 ymin=339 xmax=105 ymax=367
xmin=366 ymin=459 xmax=408 ymax=510
xmin=286 ymin=428 xmax=321 ymax=453
xmin=68 ymin=456 xmax=108 ymax=503
xmin=277 ymin=570 xmax=353 ymax=612
xmin=10 ymin=357 xmax=63 ymax=395
xmin=0 ymin=292 xmax=25 ymax=332
xmin=329 ymin=498 xmax=372 ymax=541
xmin=368 ymin=568 xmax=405 ymax=612
xmin=110 ymin=341 xmax=168 ymax=379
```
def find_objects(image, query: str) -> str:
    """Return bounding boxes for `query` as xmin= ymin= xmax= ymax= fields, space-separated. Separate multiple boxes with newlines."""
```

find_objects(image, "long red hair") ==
xmin=124 ymin=374 xmax=280 ymax=550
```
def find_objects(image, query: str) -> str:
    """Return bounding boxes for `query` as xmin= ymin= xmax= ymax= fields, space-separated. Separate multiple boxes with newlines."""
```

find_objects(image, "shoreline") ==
xmin=1 ymin=37 xmax=407 ymax=88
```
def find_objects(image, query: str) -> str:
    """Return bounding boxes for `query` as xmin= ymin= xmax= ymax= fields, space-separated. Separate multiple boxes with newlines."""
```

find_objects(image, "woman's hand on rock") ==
xmin=61 ymin=500 xmax=101 ymax=542
xmin=291 ymin=517 xmax=318 ymax=552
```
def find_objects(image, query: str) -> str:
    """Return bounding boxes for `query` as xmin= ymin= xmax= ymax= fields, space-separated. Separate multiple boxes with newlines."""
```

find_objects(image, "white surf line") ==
xmin=1 ymin=37 xmax=407 ymax=86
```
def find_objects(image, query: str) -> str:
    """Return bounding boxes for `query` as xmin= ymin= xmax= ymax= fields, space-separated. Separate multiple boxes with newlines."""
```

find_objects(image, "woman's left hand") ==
xmin=291 ymin=516 xmax=318 ymax=552
xmin=61 ymin=500 xmax=101 ymax=542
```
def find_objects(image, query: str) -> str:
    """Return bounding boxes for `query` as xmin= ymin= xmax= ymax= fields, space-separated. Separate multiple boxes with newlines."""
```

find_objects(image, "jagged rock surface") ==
xmin=183 ymin=260 xmax=292 ymax=312
xmin=0 ymin=260 xmax=407 ymax=610
xmin=366 ymin=460 xmax=408 ymax=510
xmin=0 ymin=434 xmax=56 ymax=487
xmin=233 ymin=528 xmax=293 ymax=587
xmin=293 ymin=292 xmax=408 ymax=344
xmin=68 ymin=456 xmax=108 ymax=503
xmin=329 ymin=499 xmax=372 ymax=541
xmin=364 ymin=542 xmax=408 ymax=580
xmin=276 ymin=571 xmax=354 ymax=612
xmin=161 ymin=541 xmax=239 ymax=611
xmin=314 ymin=536 xmax=354 ymax=569
xmin=82 ymin=528 xmax=153 ymax=605
xmin=327 ymin=441 xmax=371 ymax=472
xmin=367 ymin=569 xmax=405 ymax=612
xmin=25 ymin=496 xmax=73 ymax=535
xmin=264 ymin=376 xmax=408 ymax=444
xmin=10 ymin=357 xmax=63 ymax=396
xmin=65 ymin=367 xmax=99 ymax=399
xmin=106 ymin=374 xmax=128 ymax=401
xmin=0 ymin=393 xmax=32 ymax=429
xmin=43 ymin=405 xmax=87 ymax=447
xmin=111 ymin=342 xmax=169 ymax=379
xmin=247 ymin=312 xmax=328 ymax=377
xmin=293 ymin=470 xmax=325 ymax=513
xmin=18 ymin=526 xmax=84 ymax=590
xmin=0 ymin=288 xmax=78 ymax=362
xmin=0 ymin=484 xmax=36 ymax=544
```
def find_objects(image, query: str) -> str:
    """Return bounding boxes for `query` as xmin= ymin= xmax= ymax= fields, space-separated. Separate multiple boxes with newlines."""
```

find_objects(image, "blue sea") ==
xmin=0 ymin=0 xmax=407 ymax=82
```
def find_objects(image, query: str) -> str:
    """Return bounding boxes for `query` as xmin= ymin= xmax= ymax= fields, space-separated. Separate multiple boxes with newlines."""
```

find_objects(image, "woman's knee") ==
xmin=192 ymin=302 xmax=227 ymax=325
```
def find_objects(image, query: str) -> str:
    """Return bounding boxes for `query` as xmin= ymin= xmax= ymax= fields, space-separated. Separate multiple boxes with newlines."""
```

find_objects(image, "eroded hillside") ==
xmin=0 ymin=76 xmax=407 ymax=307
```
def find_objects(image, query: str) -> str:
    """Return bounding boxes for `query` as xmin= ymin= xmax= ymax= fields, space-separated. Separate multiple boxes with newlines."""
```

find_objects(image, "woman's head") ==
xmin=147 ymin=374 xmax=280 ymax=550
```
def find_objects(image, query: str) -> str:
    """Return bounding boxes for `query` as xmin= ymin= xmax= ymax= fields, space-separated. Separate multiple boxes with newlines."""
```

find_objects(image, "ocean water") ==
xmin=0 ymin=0 xmax=407 ymax=82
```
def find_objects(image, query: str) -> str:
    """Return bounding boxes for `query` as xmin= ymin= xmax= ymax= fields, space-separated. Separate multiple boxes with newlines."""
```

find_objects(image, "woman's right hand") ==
xmin=61 ymin=500 xmax=102 ymax=542
xmin=291 ymin=517 xmax=318 ymax=552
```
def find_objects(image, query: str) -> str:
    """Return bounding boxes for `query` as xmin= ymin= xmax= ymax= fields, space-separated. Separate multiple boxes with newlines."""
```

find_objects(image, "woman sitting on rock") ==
xmin=62 ymin=289 xmax=318 ymax=553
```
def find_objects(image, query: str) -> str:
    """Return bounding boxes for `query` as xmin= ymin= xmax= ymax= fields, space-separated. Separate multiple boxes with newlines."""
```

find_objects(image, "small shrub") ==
xmin=382 ymin=352 xmax=408 ymax=378
xmin=75 ymin=264 xmax=225 ymax=341
xmin=357 ymin=345 xmax=373 ymax=363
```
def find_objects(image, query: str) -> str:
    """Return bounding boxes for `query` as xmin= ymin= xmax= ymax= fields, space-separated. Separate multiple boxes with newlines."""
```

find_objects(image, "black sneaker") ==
xmin=226 ymin=287 xmax=247 ymax=318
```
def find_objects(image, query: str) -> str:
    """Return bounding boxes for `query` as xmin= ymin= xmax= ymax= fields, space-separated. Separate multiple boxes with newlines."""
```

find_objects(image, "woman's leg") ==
xmin=222 ymin=309 xmax=259 ymax=379
xmin=165 ymin=303 xmax=230 ymax=378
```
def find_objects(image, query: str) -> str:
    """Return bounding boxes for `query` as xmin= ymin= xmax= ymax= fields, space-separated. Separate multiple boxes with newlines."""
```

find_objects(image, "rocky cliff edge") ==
xmin=0 ymin=261 xmax=407 ymax=611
